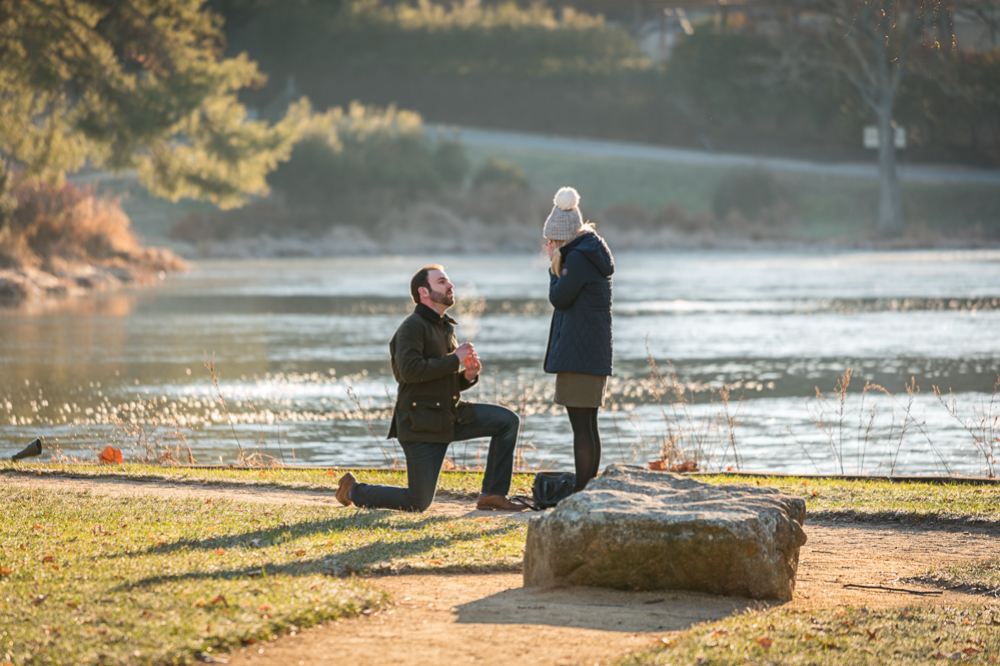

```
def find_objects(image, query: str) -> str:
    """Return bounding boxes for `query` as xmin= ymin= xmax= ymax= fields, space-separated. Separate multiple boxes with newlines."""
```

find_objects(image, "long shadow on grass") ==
xmin=128 ymin=510 xmax=446 ymax=556
xmin=119 ymin=512 xmax=523 ymax=588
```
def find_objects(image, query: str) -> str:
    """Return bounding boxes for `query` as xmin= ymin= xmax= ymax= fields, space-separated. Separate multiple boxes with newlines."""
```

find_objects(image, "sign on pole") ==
xmin=863 ymin=125 xmax=906 ymax=149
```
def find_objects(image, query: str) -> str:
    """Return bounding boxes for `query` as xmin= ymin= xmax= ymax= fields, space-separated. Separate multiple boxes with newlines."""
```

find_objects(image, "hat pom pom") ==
xmin=553 ymin=187 xmax=580 ymax=211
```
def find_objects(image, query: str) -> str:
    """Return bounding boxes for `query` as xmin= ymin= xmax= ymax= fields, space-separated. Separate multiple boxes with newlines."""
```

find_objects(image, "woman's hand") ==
xmin=545 ymin=238 xmax=556 ymax=261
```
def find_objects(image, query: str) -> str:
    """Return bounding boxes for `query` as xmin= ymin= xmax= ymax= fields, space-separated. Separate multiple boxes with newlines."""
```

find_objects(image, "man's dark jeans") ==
xmin=350 ymin=403 xmax=519 ymax=512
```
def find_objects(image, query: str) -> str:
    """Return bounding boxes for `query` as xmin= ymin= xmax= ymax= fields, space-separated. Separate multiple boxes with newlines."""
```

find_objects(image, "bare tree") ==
xmin=778 ymin=0 xmax=977 ymax=235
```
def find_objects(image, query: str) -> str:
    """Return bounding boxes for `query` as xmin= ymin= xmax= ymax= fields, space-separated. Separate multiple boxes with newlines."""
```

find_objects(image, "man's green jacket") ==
xmin=387 ymin=305 xmax=478 ymax=443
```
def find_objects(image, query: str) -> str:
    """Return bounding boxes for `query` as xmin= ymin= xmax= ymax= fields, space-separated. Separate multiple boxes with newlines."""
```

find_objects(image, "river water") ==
xmin=2 ymin=250 xmax=999 ymax=476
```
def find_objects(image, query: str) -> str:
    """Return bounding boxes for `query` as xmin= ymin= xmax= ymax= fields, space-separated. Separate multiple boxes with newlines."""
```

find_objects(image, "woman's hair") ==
xmin=547 ymin=223 xmax=595 ymax=276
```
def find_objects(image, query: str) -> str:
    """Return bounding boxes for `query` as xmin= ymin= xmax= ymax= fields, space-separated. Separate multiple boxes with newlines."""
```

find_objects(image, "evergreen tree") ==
xmin=0 ymin=0 xmax=308 ymax=234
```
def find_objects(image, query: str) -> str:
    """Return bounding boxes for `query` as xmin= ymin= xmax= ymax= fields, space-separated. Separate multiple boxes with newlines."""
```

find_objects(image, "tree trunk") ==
xmin=0 ymin=158 xmax=14 ymax=239
xmin=875 ymin=103 xmax=904 ymax=236
xmin=871 ymin=13 xmax=905 ymax=240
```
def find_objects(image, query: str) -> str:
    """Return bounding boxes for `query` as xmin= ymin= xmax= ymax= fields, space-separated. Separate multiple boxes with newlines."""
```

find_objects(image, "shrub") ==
xmin=711 ymin=166 xmax=787 ymax=221
xmin=0 ymin=180 xmax=137 ymax=269
xmin=601 ymin=203 xmax=650 ymax=230
xmin=471 ymin=158 xmax=529 ymax=192
xmin=650 ymin=202 xmax=716 ymax=233
xmin=228 ymin=0 xmax=647 ymax=77
xmin=432 ymin=140 xmax=469 ymax=187
xmin=266 ymin=103 xmax=471 ymax=211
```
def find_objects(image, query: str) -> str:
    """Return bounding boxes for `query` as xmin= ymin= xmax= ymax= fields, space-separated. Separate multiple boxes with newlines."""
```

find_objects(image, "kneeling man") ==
xmin=336 ymin=265 xmax=526 ymax=512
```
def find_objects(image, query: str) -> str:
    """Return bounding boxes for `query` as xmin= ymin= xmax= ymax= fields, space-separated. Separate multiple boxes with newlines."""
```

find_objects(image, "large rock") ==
xmin=523 ymin=464 xmax=807 ymax=601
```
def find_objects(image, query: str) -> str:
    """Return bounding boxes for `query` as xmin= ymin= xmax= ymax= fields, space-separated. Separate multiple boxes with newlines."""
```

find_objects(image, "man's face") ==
xmin=423 ymin=269 xmax=455 ymax=308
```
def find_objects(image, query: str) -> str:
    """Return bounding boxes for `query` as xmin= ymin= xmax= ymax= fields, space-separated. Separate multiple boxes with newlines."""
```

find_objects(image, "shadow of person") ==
xmin=454 ymin=584 xmax=776 ymax=633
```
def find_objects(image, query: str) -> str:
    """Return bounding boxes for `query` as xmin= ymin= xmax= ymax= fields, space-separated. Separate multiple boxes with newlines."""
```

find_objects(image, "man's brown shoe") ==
xmin=476 ymin=494 xmax=528 ymax=512
xmin=335 ymin=472 xmax=356 ymax=506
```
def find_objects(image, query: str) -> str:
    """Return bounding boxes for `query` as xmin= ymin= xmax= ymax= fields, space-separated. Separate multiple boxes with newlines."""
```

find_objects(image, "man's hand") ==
xmin=464 ymin=351 xmax=482 ymax=381
xmin=455 ymin=342 xmax=475 ymax=362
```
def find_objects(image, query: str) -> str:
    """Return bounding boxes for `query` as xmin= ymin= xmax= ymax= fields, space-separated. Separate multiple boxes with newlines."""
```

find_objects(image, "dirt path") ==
xmin=0 ymin=472 xmax=528 ymax=519
xmin=6 ymin=473 xmax=1000 ymax=666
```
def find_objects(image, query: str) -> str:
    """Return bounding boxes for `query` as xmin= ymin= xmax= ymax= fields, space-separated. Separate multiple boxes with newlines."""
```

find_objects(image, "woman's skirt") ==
xmin=554 ymin=372 xmax=608 ymax=408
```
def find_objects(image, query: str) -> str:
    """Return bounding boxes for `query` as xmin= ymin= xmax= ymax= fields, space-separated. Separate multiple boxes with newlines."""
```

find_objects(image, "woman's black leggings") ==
xmin=566 ymin=406 xmax=601 ymax=490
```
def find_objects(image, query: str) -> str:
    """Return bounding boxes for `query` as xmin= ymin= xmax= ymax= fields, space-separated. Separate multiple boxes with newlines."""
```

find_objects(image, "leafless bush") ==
xmin=935 ymin=375 xmax=1000 ymax=478
xmin=641 ymin=340 xmax=746 ymax=472
xmin=2 ymin=179 xmax=185 ymax=274
xmin=92 ymin=395 xmax=194 ymax=465
xmin=799 ymin=369 xmax=953 ymax=475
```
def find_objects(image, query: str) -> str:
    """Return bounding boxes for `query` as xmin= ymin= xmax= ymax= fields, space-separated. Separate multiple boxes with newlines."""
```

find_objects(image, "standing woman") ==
xmin=542 ymin=186 xmax=614 ymax=491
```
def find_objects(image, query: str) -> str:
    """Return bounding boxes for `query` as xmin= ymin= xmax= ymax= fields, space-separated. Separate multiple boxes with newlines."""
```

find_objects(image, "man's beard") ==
xmin=427 ymin=286 xmax=455 ymax=307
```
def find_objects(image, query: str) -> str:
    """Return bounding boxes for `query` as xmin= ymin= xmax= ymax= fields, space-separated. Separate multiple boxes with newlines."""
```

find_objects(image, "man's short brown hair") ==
xmin=410 ymin=264 xmax=444 ymax=304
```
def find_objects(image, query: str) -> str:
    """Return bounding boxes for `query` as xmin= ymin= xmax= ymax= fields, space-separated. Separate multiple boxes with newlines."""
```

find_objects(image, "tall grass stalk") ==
xmin=346 ymin=384 xmax=398 ymax=468
xmin=935 ymin=375 xmax=1000 ymax=478
xmin=203 ymin=352 xmax=245 ymax=462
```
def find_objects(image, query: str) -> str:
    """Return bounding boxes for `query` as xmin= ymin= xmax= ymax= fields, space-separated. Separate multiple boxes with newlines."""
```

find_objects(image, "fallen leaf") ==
xmin=66 ymin=601 xmax=78 ymax=609
xmin=965 ymin=647 xmax=981 ymax=655
xmin=41 ymin=555 xmax=54 ymax=563
xmin=671 ymin=460 xmax=699 ymax=473
xmin=98 ymin=446 xmax=123 ymax=464
xmin=709 ymin=630 xmax=728 ymax=638
xmin=899 ymin=610 xmax=915 ymax=619
xmin=294 ymin=549 xmax=306 ymax=557
xmin=31 ymin=594 xmax=48 ymax=605
xmin=427 ymin=560 xmax=444 ymax=565
xmin=140 ymin=609 xmax=154 ymax=618
xmin=474 ymin=517 xmax=491 ymax=522
xmin=811 ymin=491 xmax=819 ymax=497
xmin=660 ymin=637 xmax=676 ymax=647
xmin=0 ymin=567 xmax=13 ymax=576
xmin=241 ymin=637 xmax=256 ymax=646
xmin=648 ymin=460 xmax=668 ymax=471
xmin=214 ymin=549 xmax=225 ymax=556
xmin=866 ymin=628 xmax=881 ymax=641
xmin=756 ymin=636 xmax=773 ymax=650
xmin=324 ymin=469 xmax=335 ymax=477
xmin=210 ymin=595 xmax=229 ymax=607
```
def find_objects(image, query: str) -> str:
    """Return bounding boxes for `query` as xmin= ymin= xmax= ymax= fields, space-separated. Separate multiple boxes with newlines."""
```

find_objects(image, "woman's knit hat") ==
xmin=543 ymin=187 xmax=583 ymax=240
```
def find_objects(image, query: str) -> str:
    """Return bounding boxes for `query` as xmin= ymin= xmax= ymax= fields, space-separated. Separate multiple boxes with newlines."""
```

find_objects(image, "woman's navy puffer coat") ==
xmin=543 ymin=231 xmax=614 ymax=376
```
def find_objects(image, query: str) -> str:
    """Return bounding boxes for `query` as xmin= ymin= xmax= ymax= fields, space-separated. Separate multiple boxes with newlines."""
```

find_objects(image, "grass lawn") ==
xmin=3 ymin=465 xmax=999 ymax=665
xmin=465 ymin=144 xmax=1000 ymax=238
xmin=617 ymin=605 xmax=1000 ymax=665
xmin=911 ymin=558 xmax=1000 ymax=596
xmin=0 ymin=485 xmax=524 ymax=665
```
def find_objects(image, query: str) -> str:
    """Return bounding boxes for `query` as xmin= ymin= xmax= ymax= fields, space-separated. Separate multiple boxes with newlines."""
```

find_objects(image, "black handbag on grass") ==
xmin=512 ymin=471 xmax=576 ymax=511
xmin=512 ymin=471 xmax=577 ymax=511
